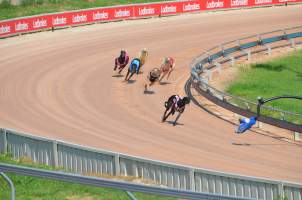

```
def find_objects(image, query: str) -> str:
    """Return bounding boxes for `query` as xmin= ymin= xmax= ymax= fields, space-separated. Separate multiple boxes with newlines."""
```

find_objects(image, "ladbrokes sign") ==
xmin=230 ymin=0 xmax=249 ymax=7
xmin=183 ymin=2 xmax=201 ymax=12
xmin=0 ymin=0 xmax=300 ymax=37
xmin=254 ymin=0 xmax=273 ymax=4
xmin=206 ymin=0 xmax=225 ymax=9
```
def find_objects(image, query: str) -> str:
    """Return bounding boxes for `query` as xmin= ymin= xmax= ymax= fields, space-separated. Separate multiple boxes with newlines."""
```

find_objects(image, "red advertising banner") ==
xmin=201 ymin=0 xmax=302 ymax=10
xmin=202 ymin=0 xmax=228 ymax=10
xmin=182 ymin=1 xmax=202 ymax=12
xmin=0 ymin=0 xmax=301 ymax=38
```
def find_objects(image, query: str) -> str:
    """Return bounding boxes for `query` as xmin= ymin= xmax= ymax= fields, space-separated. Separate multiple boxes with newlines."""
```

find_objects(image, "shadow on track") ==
xmin=159 ymin=82 xmax=171 ymax=85
xmin=232 ymin=142 xmax=300 ymax=147
xmin=165 ymin=120 xmax=184 ymax=126
xmin=144 ymin=90 xmax=155 ymax=95
xmin=127 ymin=80 xmax=136 ymax=84
xmin=112 ymin=74 xmax=124 ymax=78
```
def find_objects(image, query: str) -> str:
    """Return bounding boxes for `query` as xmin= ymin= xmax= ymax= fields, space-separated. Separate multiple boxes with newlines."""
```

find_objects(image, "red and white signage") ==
xmin=254 ymin=0 xmax=273 ymax=5
xmin=230 ymin=0 xmax=249 ymax=7
xmin=205 ymin=0 xmax=225 ymax=9
xmin=182 ymin=2 xmax=201 ymax=12
xmin=0 ymin=0 xmax=301 ymax=37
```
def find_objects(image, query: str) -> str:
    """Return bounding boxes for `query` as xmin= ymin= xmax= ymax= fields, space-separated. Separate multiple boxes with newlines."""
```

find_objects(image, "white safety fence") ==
xmin=190 ymin=26 xmax=302 ymax=134
xmin=0 ymin=128 xmax=301 ymax=200
xmin=0 ymin=163 xmax=258 ymax=200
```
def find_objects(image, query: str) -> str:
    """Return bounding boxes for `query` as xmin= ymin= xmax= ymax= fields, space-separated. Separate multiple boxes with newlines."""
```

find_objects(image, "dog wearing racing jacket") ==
xmin=162 ymin=95 xmax=190 ymax=126
xmin=114 ymin=50 xmax=129 ymax=74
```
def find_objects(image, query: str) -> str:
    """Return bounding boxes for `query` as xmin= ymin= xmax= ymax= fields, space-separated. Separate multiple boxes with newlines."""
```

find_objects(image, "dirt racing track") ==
xmin=0 ymin=5 xmax=302 ymax=183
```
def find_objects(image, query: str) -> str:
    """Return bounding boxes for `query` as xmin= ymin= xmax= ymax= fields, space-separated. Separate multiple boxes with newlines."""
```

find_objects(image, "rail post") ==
xmin=221 ymin=44 xmax=225 ymax=57
xmin=1 ymin=129 xmax=8 ymax=154
xmin=265 ymin=45 xmax=272 ymax=55
xmin=0 ymin=172 xmax=15 ymax=200
xmin=204 ymin=69 xmax=212 ymax=81
xmin=294 ymin=132 xmax=300 ymax=141
xmin=189 ymin=169 xmax=195 ymax=191
xmin=278 ymin=182 xmax=284 ymax=200
xmin=245 ymin=102 xmax=250 ymax=110
xmin=290 ymin=39 xmax=296 ymax=49
xmin=53 ymin=141 xmax=58 ymax=168
xmin=280 ymin=112 xmax=285 ymax=120
xmin=215 ymin=62 xmax=222 ymax=74
xmin=237 ymin=39 xmax=241 ymax=47
xmin=246 ymin=50 xmax=251 ymax=61
xmin=114 ymin=154 xmax=120 ymax=176
xmin=126 ymin=191 xmax=138 ymax=200
xmin=257 ymin=33 xmax=262 ymax=45
xmin=229 ymin=56 xmax=235 ymax=66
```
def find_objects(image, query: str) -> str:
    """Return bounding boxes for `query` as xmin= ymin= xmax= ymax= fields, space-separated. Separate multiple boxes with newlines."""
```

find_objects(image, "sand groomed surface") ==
xmin=0 ymin=5 xmax=301 ymax=182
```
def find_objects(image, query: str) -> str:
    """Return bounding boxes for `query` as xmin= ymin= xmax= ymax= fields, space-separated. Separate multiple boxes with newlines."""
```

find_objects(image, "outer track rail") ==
xmin=0 ymin=163 xmax=253 ymax=200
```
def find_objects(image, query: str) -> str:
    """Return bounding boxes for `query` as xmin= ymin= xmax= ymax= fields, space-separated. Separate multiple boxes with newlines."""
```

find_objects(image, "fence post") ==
xmin=0 ymin=172 xmax=15 ymax=200
xmin=237 ymin=39 xmax=241 ymax=47
xmin=278 ymin=182 xmax=284 ymax=199
xmin=246 ymin=50 xmax=251 ymax=61
xmin=115 ymin=154 xmax=120 ymax=176
xmin=265 ymin=45 xmax=272 ymax=55
xmin=126 ymin=191 xmax=138 ymax=200
xmin=220 ymin=44 xmax=225 ymax=57
xmin=189 ymin=169 xmax=195 ymax=191
xmin=202 ymin=77 xmax=208 ymax=85
xmin=215 ymin=62 xmax=222 ymax=74
xmin=196 ymin=63 xmax=203 ymax=72
xmin=290 ymin=39 xmax=296 ymax=49
xmin=53 ymin=141 xmax=58 ymax=168
xmin=204 ymin=70 xmax=212 ymax=81
xmin=245 ymin=103 xmax=250 ymax=110
xmin=257 ymin=33 xmax=262 ymax=43
xmin=229 ymin=56 xmax=235 ymax=66
xmin=280 ymin=112 xmax=285 ymax=120
xmin=1 ymin=129 xmax=8 ymax=154
xmin=294 ymin=132 xmax=300 ymax=141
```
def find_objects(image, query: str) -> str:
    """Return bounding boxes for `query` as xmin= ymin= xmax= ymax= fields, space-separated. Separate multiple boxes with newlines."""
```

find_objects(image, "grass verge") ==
xmin=0 ymin=0 xmax=169 ymax=20
xmin=0 ymin=154 xmax=175 ymax=200
xmin=226 ymin=49 xmax=302 ymax=123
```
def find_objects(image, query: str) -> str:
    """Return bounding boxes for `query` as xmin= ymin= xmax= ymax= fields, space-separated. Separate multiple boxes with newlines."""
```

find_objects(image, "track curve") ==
xmin=0 ymin=5 xmax=301 ymax=182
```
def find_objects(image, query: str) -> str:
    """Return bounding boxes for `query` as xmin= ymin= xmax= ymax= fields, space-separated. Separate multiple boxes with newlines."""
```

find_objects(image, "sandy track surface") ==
xmin=0 ymin=5 xmax=301 ymax=182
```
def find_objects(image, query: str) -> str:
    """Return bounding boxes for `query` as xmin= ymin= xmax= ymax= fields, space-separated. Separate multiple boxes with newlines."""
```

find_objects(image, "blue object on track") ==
xmin=235 ymin=116 xmax=257 ymax=134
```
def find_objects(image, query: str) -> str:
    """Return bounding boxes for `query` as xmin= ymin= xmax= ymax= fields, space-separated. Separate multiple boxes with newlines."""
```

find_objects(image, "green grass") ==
xmin=0 ymin=154 xmax=175 ymax=200
xmin=0 ymin=0 xmax=169 ymax=20
xmin=226 ymin=49 xmax=302 ymax=123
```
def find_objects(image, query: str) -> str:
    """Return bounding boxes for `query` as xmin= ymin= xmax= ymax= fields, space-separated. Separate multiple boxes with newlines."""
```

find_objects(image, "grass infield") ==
xmin=226 ymin=49 xmax=302 ymax=123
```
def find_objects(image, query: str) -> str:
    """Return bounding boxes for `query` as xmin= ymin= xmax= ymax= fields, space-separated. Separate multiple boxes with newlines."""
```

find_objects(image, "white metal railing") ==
xmin=0 ymin=163 xmax=255 ymax=200
xmin=0 ymin=172 xmax=15 ymax=200
xmin=1 ymin=128 xmax=301 ymax=200
xmin=190 ymin=26 xmax=302 ymax=127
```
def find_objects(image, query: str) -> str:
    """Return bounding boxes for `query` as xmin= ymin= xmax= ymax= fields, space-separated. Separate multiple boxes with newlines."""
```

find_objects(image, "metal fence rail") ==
xmin=0 ymin=163 xmax=255 ymax=200
xmin=0 ymin=172 xmax=15 ymax=200
xmin=0 ymin=128 xmax=302 ymax=200
xmin=190 ymin=26 xmax=302 ymax=132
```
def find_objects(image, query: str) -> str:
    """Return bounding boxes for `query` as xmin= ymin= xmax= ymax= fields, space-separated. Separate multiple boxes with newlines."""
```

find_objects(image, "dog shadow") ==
xmin=112 ymin=74 xmax=124 ymax=78
xmin=127 ymin=80 xmax=136 ymax=84
xmin=144 ymin=90 xmax=155 ymax=95
xmin=159 ymin=81 xmax=171 ymax=85
xmin=232 ymin=142 xmax=298 ymax=147
xmin=232 ymin=143 xmax=251 ymax=146
xmin=166 ymin=120 xmax=184 ymax=126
